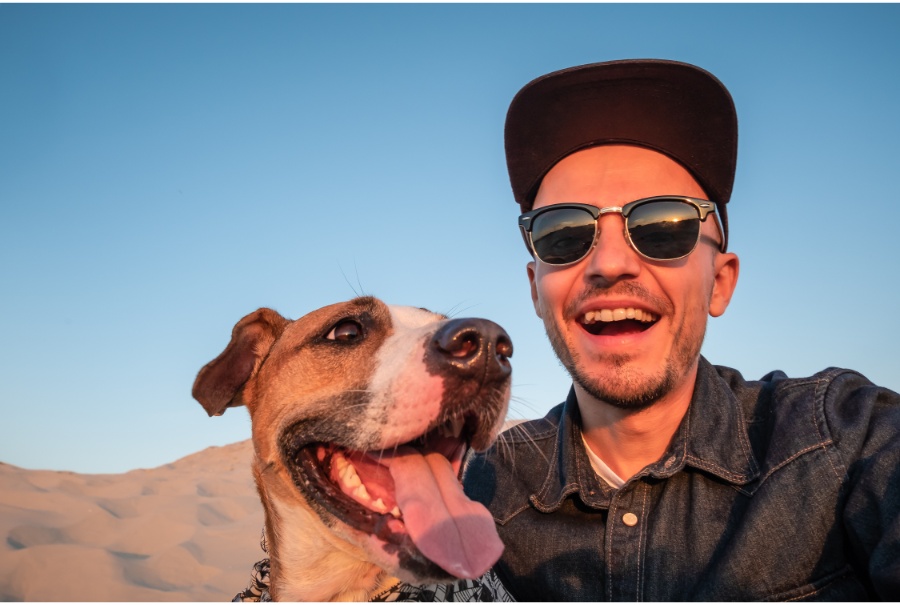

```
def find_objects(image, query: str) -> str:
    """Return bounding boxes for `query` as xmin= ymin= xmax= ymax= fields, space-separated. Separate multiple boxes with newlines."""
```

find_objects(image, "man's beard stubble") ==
xmin=542 ymin=283 xmax=707 ymax=411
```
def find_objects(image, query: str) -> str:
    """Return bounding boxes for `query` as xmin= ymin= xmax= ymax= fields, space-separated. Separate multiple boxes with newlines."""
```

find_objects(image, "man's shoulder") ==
xmin=462 ymin=402 xmax=566 ymax=511
xmin=490 ymin=402 xmax=565 ymax=458
xmin=711 ymin=361 xmax=893 ymax=412
xmin=499 ymin=406 xmax=563 ymax=443
xmin=710 ymin=361 xmax=900 ymax=464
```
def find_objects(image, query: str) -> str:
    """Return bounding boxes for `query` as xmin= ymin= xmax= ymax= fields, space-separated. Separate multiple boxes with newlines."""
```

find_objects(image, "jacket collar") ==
xmin=531 ymin=356 xmax=760 ymax=511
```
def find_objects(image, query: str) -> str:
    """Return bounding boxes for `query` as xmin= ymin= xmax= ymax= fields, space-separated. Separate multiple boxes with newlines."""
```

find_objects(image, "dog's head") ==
xmin=192 ymin=296 xmax=512 ymax=585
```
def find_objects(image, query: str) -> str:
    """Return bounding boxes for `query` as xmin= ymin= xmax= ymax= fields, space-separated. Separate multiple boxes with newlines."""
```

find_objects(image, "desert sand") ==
xmin=0 ymin=440 xmax=265 ymax=601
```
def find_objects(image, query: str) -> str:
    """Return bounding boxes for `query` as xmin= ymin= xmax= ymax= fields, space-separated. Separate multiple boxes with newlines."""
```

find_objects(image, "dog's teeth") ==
xmin=372 ymin=498 xmax=388 ymax=513
xmin=390 ymin=506 xmax=401 ymax=518
xmin=342 ymin=465 xmax=362 ymax=488
xmin=333 ymin=455 xmax=365 ymax=490
xmin=353 ymin=484 xmax=371 ymax=501
xmin=438 ymin=417 xmax=465 ymax=439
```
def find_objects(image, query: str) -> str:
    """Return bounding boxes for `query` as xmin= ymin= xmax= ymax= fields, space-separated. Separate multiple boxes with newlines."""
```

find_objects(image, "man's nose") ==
xmin=584 ymin=214 xmax=642 ymax=283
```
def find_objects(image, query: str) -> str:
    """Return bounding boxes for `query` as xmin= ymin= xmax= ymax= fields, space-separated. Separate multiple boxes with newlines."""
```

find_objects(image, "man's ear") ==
xmin=192 ymin=308 xmax=289 ymax=417
xmin=526 ymin=261 xmax=543 ymax=319
xmin=709 ymin=252 xmax=740 ymax=317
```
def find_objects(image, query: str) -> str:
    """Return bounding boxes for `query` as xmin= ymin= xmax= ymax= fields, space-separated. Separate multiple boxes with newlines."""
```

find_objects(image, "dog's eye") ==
xmin=325 ymin=319 xmax=363 ymax=342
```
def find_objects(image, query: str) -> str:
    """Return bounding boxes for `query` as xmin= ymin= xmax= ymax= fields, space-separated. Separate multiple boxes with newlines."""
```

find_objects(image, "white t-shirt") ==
xmin=581 ymin=433 xmax=625 ymax=489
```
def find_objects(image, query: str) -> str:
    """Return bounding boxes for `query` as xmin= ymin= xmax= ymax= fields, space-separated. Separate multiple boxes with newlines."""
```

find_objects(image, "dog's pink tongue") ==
xmin=389 ymin=446 xmax=502 ymax=579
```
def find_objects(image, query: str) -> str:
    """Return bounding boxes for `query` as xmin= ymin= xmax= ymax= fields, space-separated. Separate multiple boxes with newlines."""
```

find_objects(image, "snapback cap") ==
xmin=505 ymin=59 xmax=737 ymax=250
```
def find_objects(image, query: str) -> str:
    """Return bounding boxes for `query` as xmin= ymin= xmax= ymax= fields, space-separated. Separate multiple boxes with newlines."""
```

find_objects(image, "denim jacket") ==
xmin=462 ymin=357 xmax=900 ymax=600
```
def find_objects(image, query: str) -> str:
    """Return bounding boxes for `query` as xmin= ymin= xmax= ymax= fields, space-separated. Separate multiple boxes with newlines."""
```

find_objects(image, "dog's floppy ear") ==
xmin=192 ymin=308 xmax=290 ymax=417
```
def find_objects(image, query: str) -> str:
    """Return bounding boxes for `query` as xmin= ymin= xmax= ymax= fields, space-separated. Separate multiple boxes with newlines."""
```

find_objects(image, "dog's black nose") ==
xmin=431 ymin=318 xmax=512 ymax=378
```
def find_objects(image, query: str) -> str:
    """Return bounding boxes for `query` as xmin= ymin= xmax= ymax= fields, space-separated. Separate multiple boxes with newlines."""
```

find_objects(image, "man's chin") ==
xmin=571 ymin=363 xmax=674 ymax=411
xmin=545 ymin=317 xmax=678 ymax=409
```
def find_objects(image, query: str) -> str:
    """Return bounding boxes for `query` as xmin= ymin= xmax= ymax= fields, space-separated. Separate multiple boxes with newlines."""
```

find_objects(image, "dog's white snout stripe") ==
xmin=360 ymin=306 xmax=448 ymax=448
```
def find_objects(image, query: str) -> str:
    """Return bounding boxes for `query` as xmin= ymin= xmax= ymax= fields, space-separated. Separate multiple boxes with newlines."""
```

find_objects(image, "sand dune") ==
xmin=0 ymin=441 xmax=264 ymax=601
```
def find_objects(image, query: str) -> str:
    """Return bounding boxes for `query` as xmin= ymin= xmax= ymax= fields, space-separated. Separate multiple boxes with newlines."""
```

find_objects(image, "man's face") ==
xmin=527 ymin=145 xmax=739 ymax=410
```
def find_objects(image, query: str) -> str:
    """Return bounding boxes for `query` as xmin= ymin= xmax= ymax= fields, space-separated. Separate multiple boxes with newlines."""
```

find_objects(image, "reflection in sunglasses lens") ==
xmin=532 ymin=207 xmax=596 ymax=265
xmin=628 ymin=201 xmax=699 ymax=260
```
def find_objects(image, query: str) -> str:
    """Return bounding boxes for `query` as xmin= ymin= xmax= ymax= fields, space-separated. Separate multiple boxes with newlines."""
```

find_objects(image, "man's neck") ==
xmin=575 ymin=371 xmax=697 ymax=481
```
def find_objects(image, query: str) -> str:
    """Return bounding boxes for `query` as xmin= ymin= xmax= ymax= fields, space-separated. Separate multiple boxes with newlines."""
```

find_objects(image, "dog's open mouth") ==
xmin=283 ymin=412 xmax=501 ymax=580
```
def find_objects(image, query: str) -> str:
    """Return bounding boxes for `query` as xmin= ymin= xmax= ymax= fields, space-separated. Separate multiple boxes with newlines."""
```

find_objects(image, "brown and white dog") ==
xmin=192 ymin=296 xmax=512 ymax=601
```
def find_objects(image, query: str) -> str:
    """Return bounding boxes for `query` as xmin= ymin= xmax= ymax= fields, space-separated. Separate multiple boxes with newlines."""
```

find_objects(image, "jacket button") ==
xmin=622 ymin=512 xmax=638 ymax=526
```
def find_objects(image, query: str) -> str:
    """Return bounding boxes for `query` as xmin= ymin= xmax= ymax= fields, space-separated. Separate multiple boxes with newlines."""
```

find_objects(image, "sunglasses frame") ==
xmin=518 ymin=196 xmax=726 ymax=266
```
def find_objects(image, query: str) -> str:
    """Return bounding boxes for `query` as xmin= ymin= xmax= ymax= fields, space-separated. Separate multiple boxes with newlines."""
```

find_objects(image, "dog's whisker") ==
xmin=488 ymin=395 xmax=547 ymax=470
xmin=338 ymin=261 xmax=368 ymax=298
xmin=508 ymin=393 xmax=543 ymax=418
xmin=441 ymin=301 xmax=483 ymax=319
xmin=442 ymin=301 xmax=465 ymax=319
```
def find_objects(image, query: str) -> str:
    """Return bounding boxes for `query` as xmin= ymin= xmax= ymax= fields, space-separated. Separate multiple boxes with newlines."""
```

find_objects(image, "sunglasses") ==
xmin=518 ymin=196 xmax=725 ymax=266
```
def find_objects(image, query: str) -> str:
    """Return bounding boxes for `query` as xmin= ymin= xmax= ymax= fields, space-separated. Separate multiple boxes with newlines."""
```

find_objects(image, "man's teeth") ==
xmin=582 ymin=308 xmax=658 ymax=324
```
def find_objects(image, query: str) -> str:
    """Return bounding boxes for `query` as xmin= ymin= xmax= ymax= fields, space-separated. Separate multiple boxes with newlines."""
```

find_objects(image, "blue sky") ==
xmin=2 ymin=4 xmax=899 ymax=473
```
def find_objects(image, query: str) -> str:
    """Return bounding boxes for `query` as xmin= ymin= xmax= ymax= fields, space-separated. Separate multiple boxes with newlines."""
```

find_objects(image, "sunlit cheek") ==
xmin=534 ymin=269 xmax=574 ymax=319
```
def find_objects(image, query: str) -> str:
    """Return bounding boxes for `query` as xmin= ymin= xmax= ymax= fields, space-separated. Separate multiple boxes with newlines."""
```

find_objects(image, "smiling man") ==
xmin=524 ymin=143 xmax=738 ymax=483
xmin=460 ymin=59 xmax=900 ymax=600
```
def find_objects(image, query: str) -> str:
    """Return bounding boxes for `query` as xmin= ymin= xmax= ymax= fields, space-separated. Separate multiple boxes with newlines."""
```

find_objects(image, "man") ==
xmin=461 ymin=59 xmax=900 ymax=600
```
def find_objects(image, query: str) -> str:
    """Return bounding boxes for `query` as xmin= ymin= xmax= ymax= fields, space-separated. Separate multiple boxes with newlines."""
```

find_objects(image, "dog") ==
xmin=192 ymin=296 xmax=512 ymax=601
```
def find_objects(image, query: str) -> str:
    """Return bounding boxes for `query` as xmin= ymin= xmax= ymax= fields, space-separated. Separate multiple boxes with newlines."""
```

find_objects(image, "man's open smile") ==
xmin=579 ymin=307 xmax=659 ymax=337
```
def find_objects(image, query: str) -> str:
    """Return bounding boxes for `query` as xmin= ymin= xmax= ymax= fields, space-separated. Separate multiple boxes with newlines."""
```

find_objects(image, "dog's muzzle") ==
xmin=281 ymin=317 xmax=512 ymax=582
xmin=425 ymin=318 xmax=513 ymax=451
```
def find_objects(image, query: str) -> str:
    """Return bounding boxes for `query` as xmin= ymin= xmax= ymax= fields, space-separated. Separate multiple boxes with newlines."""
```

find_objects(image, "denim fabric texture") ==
xmin=463 ymin=357 xmax=900 ymax=600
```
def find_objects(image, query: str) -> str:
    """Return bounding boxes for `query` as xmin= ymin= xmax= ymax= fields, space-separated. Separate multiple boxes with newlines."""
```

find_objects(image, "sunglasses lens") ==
xmin=530 ymin=207 xmax=597 ymax=265
xmin=627 ymin=200 xmax=701 ymax=260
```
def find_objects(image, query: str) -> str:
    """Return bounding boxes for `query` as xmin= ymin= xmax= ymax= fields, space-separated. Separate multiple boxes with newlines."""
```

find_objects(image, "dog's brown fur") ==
xmin=193 ymin=297 xmax=512 ymax=601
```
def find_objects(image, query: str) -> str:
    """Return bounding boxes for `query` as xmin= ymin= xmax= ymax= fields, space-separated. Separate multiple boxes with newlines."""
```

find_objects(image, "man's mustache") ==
xmin=563 ymin=281 xmax=673 ymax=322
